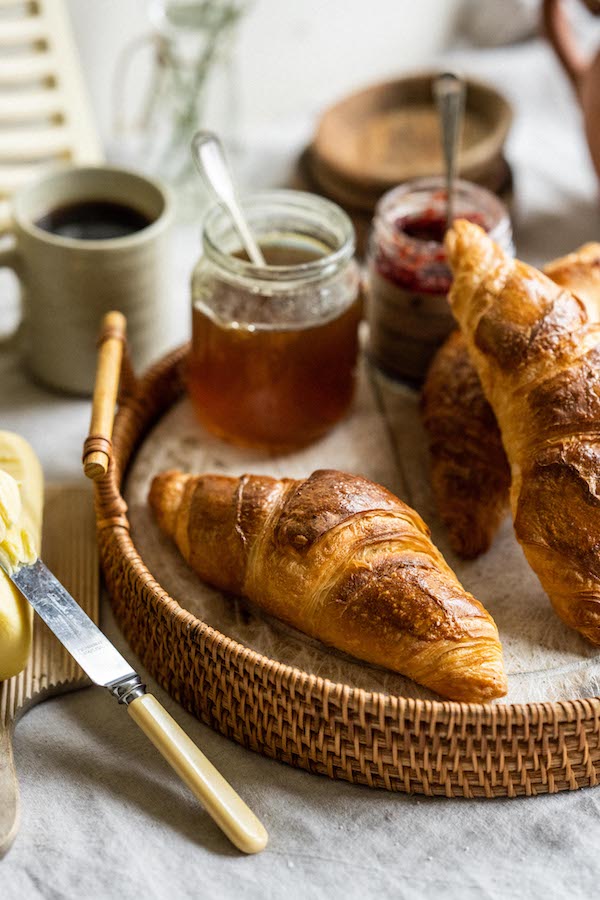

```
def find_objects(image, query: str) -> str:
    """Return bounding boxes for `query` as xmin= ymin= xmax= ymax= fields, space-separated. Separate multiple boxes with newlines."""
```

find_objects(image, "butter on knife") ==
xmin=0 ymin=470 xmax=37 ymax=576
xmin=0 ymin=433 xmax=43 ymax=681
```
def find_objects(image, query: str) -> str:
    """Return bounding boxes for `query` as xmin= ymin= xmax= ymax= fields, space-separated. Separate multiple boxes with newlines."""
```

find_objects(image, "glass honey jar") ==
xmin=189 ymin=190 xmax=361 ymax=450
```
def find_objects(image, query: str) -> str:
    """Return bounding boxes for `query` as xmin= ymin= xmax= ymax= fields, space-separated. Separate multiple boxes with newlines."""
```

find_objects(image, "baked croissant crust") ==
xmin=446 ymin=221 xmax=600 ymax=643
xmin=422 ymin=243 xmax=600 ymax=559
xmin=149 ymin=468 xmax=507 ymax=702
xmin=544 ymin=243 xmax=600 ymax=317
xmin=421 ymin=329 xmax=510 ymax=559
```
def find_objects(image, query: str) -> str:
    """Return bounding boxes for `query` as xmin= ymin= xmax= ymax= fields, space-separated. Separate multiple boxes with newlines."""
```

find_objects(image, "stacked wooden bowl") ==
xmin=295 ymin=72 xmax=514 ymax=254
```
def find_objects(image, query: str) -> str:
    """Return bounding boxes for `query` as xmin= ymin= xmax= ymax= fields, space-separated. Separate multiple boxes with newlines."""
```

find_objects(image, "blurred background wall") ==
xmin=65 ymin=0 xmax=462 ymax=143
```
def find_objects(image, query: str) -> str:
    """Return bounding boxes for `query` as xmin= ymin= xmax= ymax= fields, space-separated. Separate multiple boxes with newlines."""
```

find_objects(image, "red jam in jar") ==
xmin=366 ymin=178 xmax=513 ymax=382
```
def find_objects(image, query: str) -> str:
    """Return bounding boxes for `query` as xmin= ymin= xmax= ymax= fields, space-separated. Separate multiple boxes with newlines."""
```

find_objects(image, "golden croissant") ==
xmin=421 ymin=328 xmax=510 ymax=559
xmin=446 ymin=221 xmax=600 ymax=643
xmin=149 ymin=468 xmax=507 ymax=702
xmin=422 ymin=242 xmax=600 ymax=559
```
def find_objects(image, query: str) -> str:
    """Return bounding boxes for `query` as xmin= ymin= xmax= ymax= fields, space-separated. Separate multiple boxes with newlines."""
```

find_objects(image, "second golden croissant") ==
xmin=446 ymin=221 xmax=600 ymax=644
xmin=422 ymin=242 xmax=600 ymax=559
xmin=149 ymin=468 xmax=506 ymax=702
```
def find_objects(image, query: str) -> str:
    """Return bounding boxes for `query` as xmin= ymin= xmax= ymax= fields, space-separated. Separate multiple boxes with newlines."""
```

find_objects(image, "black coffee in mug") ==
xmin=35 ymin=199 xmax=152 ymax=240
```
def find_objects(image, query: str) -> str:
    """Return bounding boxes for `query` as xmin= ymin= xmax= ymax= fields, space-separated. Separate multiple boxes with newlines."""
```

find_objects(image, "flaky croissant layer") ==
xmin=446 ymin=221 xmax=600 ymax=644
xmin=421 ymin=241 xmax=600 ymax=560
xmin=149 ymin=468 xmax=507 ymax=702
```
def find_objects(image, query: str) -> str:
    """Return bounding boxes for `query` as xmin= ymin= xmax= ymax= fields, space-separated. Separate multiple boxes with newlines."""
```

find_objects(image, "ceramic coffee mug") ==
xmin=0 ymin=165 xmax=173 ymax=394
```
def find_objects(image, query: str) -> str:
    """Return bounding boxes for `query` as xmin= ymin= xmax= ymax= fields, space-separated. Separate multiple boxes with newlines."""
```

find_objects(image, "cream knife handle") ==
xmin=127 ymin=694 xmax=268 ymax=854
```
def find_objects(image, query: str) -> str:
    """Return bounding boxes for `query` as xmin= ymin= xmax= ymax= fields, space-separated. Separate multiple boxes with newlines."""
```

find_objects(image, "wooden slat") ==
xmin=0 ymin=14 xmax=44 ymax=45
xmin=0 ymin=0 xmax=102 ymax=202
xmin=0 ymin=1 xmax=38 ymax=9
xmin=36 ymin=0 xmax=102 ymax=163
xmin=0 ymin=124 xmax=70 ymax=159
xmin=0 ymin=160 xmax=59 ymax=196
xmin=0 ymin=51 xmax=54 ymax=84
xmin=0 ymin=87 xmax=63 ymax=123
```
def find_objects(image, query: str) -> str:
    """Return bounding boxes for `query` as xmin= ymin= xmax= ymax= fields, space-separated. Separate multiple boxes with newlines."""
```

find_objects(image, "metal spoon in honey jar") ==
xmin=433 ymin=72 xmax=466 ymax=232
xmin=191 ymin=130 xmax=266 ymax=267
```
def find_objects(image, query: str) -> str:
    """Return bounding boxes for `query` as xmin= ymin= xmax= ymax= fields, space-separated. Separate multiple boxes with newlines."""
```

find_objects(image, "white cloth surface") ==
xmin=2 ymin=39 xmax=600 ymax=900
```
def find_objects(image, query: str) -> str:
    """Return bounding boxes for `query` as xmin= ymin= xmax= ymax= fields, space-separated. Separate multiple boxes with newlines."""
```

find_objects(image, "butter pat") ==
xmin=0 ymin=468 xmax=37 ymax=576
xmin=0 ymin=508 xmax=37 ymax=576
xmin=0 ymin=469 xmax=21 ymax=543
xmin=0 ymin=433 xmax=43 ymax=681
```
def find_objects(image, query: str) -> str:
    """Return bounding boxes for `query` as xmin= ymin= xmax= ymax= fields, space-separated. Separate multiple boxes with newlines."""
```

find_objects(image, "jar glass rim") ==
xmin=202 ymin=189 xmax=356 ymax=284
xmin=375 ymin=176 xmax=510 ymax=247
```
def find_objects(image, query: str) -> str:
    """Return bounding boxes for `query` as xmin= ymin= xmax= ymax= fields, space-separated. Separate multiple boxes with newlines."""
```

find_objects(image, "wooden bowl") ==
xmin=292 ymin=148 xmax=515 ymax=257
xmin=313 ymin=72 xmax=513 ymax=193
xmin=306 ymin=145 xmax=513 ymax=214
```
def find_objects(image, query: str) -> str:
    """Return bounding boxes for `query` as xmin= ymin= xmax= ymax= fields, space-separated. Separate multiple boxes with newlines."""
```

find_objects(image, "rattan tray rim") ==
xmin=92 ymin=342 xmax=600 ymax=798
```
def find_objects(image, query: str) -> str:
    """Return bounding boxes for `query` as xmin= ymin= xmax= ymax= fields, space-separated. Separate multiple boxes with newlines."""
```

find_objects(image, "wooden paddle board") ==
xmin=0 ymin=484 xmax=98 ymax=856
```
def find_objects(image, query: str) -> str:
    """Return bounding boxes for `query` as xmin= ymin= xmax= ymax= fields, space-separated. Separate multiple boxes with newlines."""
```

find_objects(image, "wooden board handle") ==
xmin=83 ymin=311 xmax=127 ymax=481
xmin=128 ymin=694 xmax=268 ymax=854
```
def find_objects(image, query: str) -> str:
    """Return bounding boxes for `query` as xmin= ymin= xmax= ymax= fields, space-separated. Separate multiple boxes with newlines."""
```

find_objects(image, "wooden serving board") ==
xmin=0 ymin=483 xmax=98 ymax=856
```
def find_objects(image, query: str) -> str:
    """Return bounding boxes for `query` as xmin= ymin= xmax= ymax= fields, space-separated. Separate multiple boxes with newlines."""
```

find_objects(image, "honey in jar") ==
xmin=189 ymin=191 xmax=361 ymax=451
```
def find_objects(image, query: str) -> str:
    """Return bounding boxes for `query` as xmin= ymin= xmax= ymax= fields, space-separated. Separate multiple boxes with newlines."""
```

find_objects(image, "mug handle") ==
xmin=542 ymin=0 xmax=587 ymax=92
xmin=0 ymin=230 xmax=22 ymax=350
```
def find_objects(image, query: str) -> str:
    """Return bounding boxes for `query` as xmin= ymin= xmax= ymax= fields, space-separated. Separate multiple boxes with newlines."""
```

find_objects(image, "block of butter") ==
xmin=0 ymin=431 xmax=43 ymax=681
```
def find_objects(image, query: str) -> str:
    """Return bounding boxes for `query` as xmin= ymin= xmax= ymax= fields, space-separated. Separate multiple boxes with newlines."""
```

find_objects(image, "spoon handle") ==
xmin=433 ymin=73 xmax=466 ymax=230
xmin=229 ymin=199 xmax=266 ymax=268
xmin=191 ymin=131 xmax=266 ymax=266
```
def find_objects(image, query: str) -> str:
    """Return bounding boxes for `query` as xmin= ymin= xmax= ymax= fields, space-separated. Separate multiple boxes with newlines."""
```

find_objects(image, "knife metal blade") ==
xmin=10 ymin=558 xmax=136 ymax=691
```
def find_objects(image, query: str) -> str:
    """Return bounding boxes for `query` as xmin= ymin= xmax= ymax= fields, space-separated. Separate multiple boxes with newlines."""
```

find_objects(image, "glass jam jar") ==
xmin=366 ymin=177 xmax=513 ymax=382
xmin=189 ymin=190 xmax=361 ymax=451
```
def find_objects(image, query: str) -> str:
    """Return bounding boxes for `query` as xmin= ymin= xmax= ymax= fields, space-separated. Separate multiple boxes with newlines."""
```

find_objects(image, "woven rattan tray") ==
xmin=83 ymin=314 xmax=600 ymax=799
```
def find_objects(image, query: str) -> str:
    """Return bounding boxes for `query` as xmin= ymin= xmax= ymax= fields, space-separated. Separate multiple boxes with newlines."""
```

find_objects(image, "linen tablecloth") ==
xmin=2 ymin=40 xmax=600 ymax=900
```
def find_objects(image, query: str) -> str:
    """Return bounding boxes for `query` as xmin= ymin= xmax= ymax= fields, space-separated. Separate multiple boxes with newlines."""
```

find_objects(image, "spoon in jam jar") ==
xmin=191 ymin=130 xmax=266 ymax=266
xmin=433 ymin=72 xmax=466 ymax=232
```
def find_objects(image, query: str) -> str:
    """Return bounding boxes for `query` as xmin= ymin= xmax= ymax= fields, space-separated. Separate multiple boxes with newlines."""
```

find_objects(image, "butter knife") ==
xmin=7 ymin=557 xmax=268 ymax=854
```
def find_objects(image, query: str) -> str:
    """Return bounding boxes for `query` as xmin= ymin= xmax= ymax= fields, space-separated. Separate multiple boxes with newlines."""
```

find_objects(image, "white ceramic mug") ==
xmin=0 ymin=165 xmax=173 ymax=395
